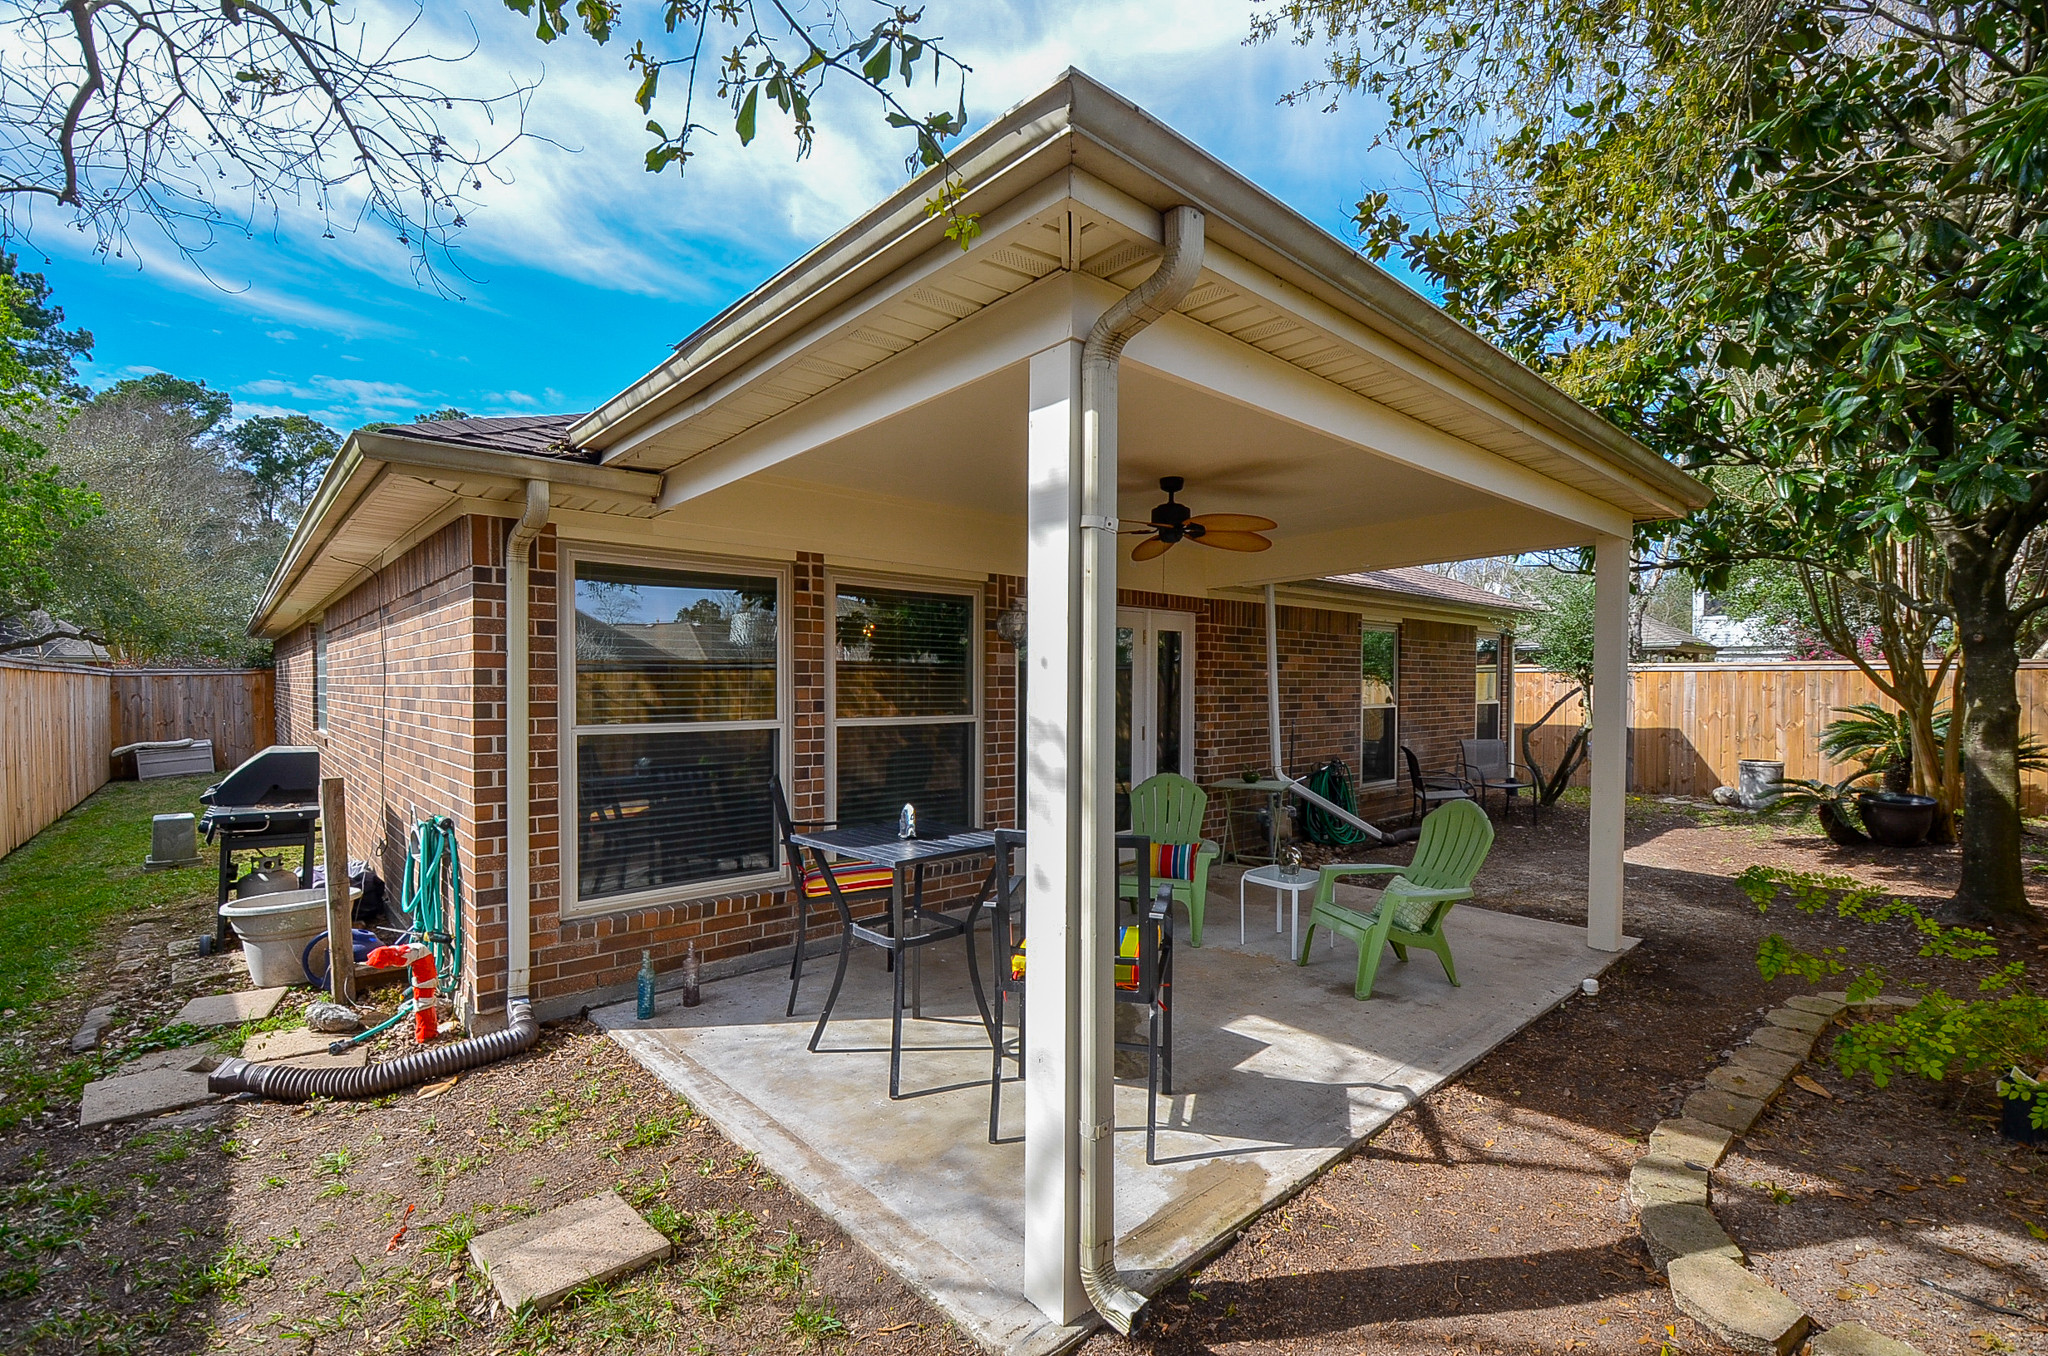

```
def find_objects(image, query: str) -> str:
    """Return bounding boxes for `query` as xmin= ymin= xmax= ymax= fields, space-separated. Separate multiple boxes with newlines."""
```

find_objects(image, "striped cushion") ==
xmin=800 ymin=860 xmax=895 ymax=898
xmin=1149 ymin=842 xmax=1196 ymax=881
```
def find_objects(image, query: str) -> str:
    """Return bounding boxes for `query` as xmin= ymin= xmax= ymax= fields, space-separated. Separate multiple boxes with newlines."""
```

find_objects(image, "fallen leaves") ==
xmin=1793 ymin=1075 xmax=1832 ymax=1098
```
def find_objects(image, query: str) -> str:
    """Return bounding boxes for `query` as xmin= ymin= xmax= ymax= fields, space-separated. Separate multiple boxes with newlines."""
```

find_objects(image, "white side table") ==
xmin=1241 ymin=864 xmax=1320 ymax=957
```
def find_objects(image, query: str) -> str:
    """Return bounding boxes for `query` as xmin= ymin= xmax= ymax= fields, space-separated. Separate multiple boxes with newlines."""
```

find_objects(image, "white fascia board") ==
xmin=248 ymin=443 xmax=380 ymax=638
xmin=1187 ymin=507 xmax=1607 ymax=590
xmin=656 ymin=272 xmax=1090 ymax=513
xmin=1121 ymin=311 xmax=1636 ymax=538
xmin=580 ymin=151 xmax=1080 ymax=454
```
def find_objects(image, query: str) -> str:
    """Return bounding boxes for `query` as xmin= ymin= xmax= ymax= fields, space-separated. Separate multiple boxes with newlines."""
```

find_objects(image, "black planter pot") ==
xmin=1856 ymin=791 xmax=1939 ymax=848
xmin=2003 ymin=1081 xmax=2047 ymax=1146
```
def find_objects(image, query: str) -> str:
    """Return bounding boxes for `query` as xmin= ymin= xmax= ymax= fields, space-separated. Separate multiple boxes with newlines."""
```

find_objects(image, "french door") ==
xmin=1116 ymin=609 xmax=1196 ymax=828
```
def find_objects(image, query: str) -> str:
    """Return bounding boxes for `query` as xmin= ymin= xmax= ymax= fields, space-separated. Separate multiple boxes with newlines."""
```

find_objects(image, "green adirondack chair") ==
xmin=1297 ymin=798 xmax=1495 ymax=999
xmin=1117 ymin=773 xmax=1220 ymax=947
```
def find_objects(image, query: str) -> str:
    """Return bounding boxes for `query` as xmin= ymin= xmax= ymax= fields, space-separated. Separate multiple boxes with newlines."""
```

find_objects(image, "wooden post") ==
xmin=320 ymin=775 xmax=355 ymax=1004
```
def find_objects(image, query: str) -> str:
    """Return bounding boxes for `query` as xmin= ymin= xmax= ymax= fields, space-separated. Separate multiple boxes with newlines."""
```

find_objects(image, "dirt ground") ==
xmin=4 ymin=791 xmax=2048 ymax=1355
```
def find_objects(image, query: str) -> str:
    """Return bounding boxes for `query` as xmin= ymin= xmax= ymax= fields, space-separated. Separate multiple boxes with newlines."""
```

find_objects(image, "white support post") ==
xmin=1023 ymin=339 xmax=1087 ymax=1322
xmin=1587 ymin=532 xmax=1629 ymax=951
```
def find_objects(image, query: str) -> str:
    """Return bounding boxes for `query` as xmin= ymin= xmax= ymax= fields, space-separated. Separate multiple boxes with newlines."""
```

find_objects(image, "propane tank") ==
xmin=235 ymin=856 xmax=301 ymax=898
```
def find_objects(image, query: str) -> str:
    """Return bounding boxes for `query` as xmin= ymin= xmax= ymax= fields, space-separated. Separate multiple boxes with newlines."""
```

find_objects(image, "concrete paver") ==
xmin=243 ymin=1028 xmax=369 ymax=1067
xmin=468 ymin=1190 xmax=672 ymax=1312
xmin=79 ymin=1067 xmax=217 ymax=1128
xmin=172 ymin=987 xmax=287 ymax=1027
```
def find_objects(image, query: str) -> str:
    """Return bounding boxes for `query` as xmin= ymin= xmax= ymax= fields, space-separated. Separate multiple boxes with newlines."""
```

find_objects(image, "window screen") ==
xmin=572 ymin=561 xmax=782 ymax=905
xmin=832 ymin=583 xmax=977 ymax=828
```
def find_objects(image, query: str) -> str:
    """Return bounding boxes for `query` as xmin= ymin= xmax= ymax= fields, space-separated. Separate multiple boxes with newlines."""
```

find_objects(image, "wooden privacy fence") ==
xmin=0 ymin=663 xmax=276 ymax=860
xmin=110 ymin=668 xmax=275 ymax=773
xmin=0 ymin=660 xmax=112 ymax=860
xmin=1515 ymin=662 xmax=2048 ymax=813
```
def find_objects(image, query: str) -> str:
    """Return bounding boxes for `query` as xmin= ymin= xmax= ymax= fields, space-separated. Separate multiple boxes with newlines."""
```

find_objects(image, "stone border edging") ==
xmin=1632 ymin=991 xmax=1927 ymax=1356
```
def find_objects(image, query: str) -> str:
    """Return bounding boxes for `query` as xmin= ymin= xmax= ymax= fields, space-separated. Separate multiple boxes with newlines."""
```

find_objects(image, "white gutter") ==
xmin=1077 ymin=202 xmax=1205 ymax=1335
xmin=504 ymin=480 xmax=550 ymax=1003
xmin=1265 ymin=583 xmax=1283 ymax=777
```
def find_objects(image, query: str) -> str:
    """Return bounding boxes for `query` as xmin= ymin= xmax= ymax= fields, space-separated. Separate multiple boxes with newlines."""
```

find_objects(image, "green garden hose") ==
xmin=1302 ymin=761 xmax=1372 ymax=847
xmin=402 ymin=816 xmax=463 ymax=1007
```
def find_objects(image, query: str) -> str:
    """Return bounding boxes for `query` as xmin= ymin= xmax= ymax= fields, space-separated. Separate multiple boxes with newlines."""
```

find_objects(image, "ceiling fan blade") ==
xmin=1131 ymin=536 xmax=1174 ymax=561
xmin=1186 ymin=513 xmax=1278 ymax=532
xmin=1190 ymin=530 xmax=1272 ymax=553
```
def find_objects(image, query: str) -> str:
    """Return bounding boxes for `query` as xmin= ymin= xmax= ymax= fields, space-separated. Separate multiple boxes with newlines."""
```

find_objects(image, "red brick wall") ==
xmin=287 ymin=523 xmax=1490 ymax=1014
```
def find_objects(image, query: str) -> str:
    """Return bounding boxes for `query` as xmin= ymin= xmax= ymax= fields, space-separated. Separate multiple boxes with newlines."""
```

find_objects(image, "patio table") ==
xmin=788 ymin=821 xmax=997 ymax=1035
xmin=1204 ymin=778 xmax=1292 ymax=864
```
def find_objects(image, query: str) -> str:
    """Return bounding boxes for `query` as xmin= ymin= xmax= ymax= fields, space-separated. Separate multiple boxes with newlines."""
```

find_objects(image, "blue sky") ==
xmin=28 ymin=3 xmax=1416 ymax=433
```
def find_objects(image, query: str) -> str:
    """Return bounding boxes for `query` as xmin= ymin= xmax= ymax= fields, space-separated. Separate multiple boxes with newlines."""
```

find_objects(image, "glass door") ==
xmin=1115 ymin=609 xmax=1196 ymax=828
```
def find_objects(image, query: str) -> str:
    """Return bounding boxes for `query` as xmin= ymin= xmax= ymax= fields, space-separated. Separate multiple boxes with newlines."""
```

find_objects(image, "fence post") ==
xmin=320 ymin=776 xmax=355 ymax=1005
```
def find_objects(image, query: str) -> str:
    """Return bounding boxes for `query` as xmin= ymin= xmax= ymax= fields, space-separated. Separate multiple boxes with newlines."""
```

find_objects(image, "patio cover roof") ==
xmin=251 ymin=68 xmax=1703 ymax=642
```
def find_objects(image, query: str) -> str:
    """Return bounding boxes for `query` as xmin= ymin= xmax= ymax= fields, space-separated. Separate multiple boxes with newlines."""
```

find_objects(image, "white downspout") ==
xmin=504 ymin=479 xmax=550 ymax=1004
xmin=1265 ymin=583 xmax=1283 ymax=776
xmin=1077 ymin=203 xmax=1204 ymax=1334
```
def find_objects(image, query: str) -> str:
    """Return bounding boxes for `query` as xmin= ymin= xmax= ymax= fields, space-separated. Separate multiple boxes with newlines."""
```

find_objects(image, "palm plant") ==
xmin=1820 ymin=703 xmax=2045 ymax=796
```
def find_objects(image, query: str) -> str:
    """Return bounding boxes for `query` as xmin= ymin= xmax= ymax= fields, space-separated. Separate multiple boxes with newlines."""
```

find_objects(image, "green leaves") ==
xmin=734 ymin=86 xmax=758 ymax=145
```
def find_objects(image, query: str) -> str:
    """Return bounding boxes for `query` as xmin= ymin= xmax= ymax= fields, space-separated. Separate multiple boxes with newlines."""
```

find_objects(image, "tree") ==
xmin=414 ymin=407 xmax=472 ymax=422
xmin=44 ymin=378 xmax=272 ymax=663
xmin=223 ymin=413 xmax=336 ymax=528
xmin=0 ymin=252 xmax=90 ymax=397
xmin=0 ymin=262 xmax=96 ymax=625
xmin=0 ymin=1 xmax=972 ymax=274
xmin=1513 ymin=568 xmax=1595 ymax=806
xmin=1263 ymin=0 xmax=2048 ymax=924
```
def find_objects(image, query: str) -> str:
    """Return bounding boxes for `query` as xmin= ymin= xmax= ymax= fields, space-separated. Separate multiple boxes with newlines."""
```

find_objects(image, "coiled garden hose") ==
xmin=210 ymin=999 xmax=537 ymax=1102
xmin=402 ymin=816 xmax=462 ymax=1005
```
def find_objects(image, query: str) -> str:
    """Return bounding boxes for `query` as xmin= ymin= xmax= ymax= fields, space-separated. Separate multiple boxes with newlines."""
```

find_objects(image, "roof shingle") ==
xmin=377 ymin=414 xmax=592 ymax=460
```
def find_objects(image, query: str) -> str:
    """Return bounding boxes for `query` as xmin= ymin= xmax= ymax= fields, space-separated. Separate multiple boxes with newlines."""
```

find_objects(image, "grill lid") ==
xmin=200 ymin=745 xmax=320 ymax=808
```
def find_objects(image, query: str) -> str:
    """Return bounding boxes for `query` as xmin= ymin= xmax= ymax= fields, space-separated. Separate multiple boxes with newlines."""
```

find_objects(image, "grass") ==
xmin=0 ymin=773 xmax=226 ymax=1130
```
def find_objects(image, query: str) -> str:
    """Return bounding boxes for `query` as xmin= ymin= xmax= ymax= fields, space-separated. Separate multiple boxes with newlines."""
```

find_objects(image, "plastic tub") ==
xmin=219 ymin=888 xmax=358 ymax=988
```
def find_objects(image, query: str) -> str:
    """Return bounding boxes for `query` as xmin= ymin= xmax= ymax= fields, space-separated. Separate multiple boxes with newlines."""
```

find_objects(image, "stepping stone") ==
xmin=1640 ymin=1201 xmax=1744 ymax=1271
xmin=243 ymin=1028 xmax=368 ymax=1067
xmin=79 ymin=1067 xmax=217 ymax=1128
xmin=1668 ymin=1254 xmax=1812 ymax=1354
xmin=1707 ymin=1065 xmax=1784 ymax=1103
xmin=69 ymin=1005 xmax=117 ymax=1053
xmin=1629 ymin=1153 xmax=1709 ymax=1210
xmin=172 ymin=988 xmax=287 ymax=1027
xmin=1683 ymin=1087 xmax=1769 ymax=1134
xmin=1808 ymin=1321 xmax=1926 ymax=1356
xmin=1783 ymin=994 xmax=1846 ymax=1018
xmin=1727 ymin=1046 xmax=1803 ymax=1081
xmin=1649 ymin=1117 xmax=1734 ymax=1169
xmin=468 ymin=1190 xmax=672 ymax=1312
xmin=1749 ymin=1025 xmax=1819 ymax=1059
xmin=1763 ymin=1007 xmax=1827 ymax=1034
xmin=119 ymin=1044 xmax=220 ymax=1074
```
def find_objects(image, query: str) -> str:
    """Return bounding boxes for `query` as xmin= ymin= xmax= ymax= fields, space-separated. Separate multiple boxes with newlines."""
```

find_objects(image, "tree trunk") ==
xmin=1948 ymin=548 xmax=2029 ymax=924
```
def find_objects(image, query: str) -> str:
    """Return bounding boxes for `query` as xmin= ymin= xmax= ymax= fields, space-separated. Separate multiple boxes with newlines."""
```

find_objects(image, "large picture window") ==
xmin=1361 ymin=627 xmax=1397 ymax=784
xmin=570 ymin=558 xmax=783 ymax=908
xmin=831 ymin=581 xmax=978 ymax=828
xmin=1476 ymin=634 xmax=1502 ymax=741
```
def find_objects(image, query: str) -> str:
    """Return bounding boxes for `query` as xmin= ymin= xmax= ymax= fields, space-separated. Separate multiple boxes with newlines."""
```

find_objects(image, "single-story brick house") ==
xmin=248 ymin=70 xmax=1704 ymax=1327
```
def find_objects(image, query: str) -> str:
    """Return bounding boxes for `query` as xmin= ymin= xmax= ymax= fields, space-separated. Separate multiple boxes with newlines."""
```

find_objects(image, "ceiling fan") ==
xmin=1125 ymin=476 xmax=1276 ymax=561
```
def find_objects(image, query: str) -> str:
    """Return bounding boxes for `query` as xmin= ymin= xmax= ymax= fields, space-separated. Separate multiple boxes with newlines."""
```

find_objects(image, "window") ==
xmin=569 ymin=558 xmax=784 ymax=908
xmin=1360 ymin=627 xmax=1397 ymax=783
xmin=312 ymin=623 xmax=328 ymax=732
xmin=831 ymin=581 xmax=978 ymax=828
xmin=1475 ymin=634 xmax=1502 ymax=741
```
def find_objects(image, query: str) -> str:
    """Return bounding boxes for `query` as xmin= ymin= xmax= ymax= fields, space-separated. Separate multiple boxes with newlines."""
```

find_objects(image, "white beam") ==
xmin=1023 ymin=338 xmax=1086 ymax=1321
xmin=1587 ymin=532 xmax=1630 ymax=951
xmin=657 ymin=278 xmax=1085 ymax=512
xmin=1122 ymin=315 xmax=1638 ymax=538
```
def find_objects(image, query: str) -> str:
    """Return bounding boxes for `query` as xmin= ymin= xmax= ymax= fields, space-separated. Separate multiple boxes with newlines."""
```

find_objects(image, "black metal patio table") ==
xmin=788 ymin=822 xmax=997 ymax=1098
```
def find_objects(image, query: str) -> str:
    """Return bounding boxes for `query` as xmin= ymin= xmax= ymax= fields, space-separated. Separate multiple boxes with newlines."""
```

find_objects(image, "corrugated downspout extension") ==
xmin=1076 ymin=203 xmax=1205 ymax=1336
xmin=504 ymin=480 xmax=550 ymax=1004
xmin=208 ymin=997 xmax=538 ymax=1101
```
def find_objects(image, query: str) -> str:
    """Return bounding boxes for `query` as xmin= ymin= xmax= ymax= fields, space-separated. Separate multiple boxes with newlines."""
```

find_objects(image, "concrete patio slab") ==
xmin=172 ymin=987 xmax=287 ymax=1027
xmin=599 ymin=876 xmax=1630 ymax=1356
xmin=468 ymin=1189 xmax=672 ymax=1312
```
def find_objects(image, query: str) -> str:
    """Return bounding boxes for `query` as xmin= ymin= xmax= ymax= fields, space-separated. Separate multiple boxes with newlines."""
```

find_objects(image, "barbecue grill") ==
xmin=200 ymin=746 xmax=321 ymax=939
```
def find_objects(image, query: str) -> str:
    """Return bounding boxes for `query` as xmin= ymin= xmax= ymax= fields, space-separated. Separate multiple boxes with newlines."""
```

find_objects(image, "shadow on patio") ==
xmin=597 ymin=863 xmax=1631 ymax=1355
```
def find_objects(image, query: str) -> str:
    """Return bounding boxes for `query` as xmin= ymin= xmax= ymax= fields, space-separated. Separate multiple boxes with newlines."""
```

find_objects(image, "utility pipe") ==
xmin=1076 ymin=203 xmax=1205 ymax=1334
xmin=504 ymin=479 xmax=550 ymax=1004
xmin=1265 ymin=583 xmax=1283 ymax=776
xmin=1276 ymin=772 xmax=1388 ymax=844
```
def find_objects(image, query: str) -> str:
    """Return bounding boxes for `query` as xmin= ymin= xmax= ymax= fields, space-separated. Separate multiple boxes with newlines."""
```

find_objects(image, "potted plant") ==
xmin=1764 ymin=772 xmax=1876 ymax=846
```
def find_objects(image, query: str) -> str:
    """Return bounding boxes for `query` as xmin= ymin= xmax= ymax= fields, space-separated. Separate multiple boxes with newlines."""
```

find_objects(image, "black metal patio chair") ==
xmin=1402 ymin=744 xmax=1474 ymax=826
xmin=770 ymin=775 xmax=895 ymax=1017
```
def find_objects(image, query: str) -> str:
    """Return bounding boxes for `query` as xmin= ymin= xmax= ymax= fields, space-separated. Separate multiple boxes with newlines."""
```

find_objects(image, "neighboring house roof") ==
xmin=1319 ymin=567 xmax=1532 ymax=616
xmin=0 ymin=612 xmax=109 ymax=663
xmin=1640 ymin=615 xmax=1718 ymax=658
xmin=377 ymin=415 xmax=591 ymax=460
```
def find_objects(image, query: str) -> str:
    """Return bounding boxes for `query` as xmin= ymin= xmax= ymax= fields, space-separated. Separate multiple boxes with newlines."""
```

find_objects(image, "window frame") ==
xmin=1359 ymin=624 xmax=1398 ymax=789
xmin=1475 ymin=631 xmax=1503 ymax=741
xmin=557 ymin=543 xmax=793 ymax=920
xmin=824 ymin=570 xmax=983 ymax=829
xmin=312 ymin=621 xmax=328 ymax=733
